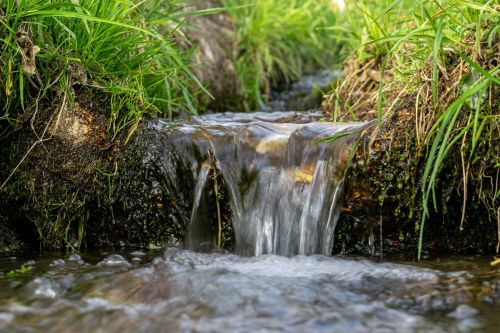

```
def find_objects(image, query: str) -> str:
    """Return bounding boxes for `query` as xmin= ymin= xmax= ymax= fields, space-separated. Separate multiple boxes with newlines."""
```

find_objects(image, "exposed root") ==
xmin=0 ymin=92 xmax=67 ymax=190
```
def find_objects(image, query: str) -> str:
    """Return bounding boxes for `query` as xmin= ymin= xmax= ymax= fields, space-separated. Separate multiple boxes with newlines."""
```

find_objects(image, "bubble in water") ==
xmin=49 ymin=259 xmax=65 ymax=267
xmin=98 ymin=254 xmax=131 ymax=268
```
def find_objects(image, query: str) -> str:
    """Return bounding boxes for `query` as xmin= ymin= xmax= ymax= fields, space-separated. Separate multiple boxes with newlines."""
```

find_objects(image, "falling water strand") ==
xmin=209 ymin=150 xmax=223 ymax=250
xmin=186 ymin=166 xmax=211 ymax=251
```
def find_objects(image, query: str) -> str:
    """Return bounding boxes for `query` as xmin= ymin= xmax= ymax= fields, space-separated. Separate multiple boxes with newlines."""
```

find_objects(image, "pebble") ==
xmin=0 ymin=313 xmax=14 ymax=322
xmin=448 ymin=304 xmax=479 ymax=319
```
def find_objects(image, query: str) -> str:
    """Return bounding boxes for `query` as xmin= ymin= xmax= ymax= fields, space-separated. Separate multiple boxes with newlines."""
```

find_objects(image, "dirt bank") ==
xmin=327 ymin=57 xmax=499 ymax=257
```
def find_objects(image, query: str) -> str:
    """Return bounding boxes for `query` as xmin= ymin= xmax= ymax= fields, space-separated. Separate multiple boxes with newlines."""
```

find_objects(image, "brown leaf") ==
xmin=16 ymin=25 xmax=40 ymax=75
xmin=22 ymin=44 xmax=40 ymax=75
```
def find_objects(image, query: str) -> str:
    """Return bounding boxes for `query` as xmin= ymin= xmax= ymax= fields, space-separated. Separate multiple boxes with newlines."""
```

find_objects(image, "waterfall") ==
xmin=159 ymin=111 xmax=369 ymax=256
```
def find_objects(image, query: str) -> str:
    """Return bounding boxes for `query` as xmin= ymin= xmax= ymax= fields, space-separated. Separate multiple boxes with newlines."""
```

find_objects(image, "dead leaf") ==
xmin=16 ymin=24 xmax=40 ymax=75
xmin=369 ymin=70 xmax=382 ymax=82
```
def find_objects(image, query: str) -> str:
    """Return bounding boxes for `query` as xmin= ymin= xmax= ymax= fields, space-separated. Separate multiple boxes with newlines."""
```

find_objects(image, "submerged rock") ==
xmin=26 ymin=277 xmax=64 ymax=299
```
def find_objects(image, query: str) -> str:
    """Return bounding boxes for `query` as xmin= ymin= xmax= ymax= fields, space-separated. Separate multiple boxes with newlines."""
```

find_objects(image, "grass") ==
xmin=326 ymin=0 xmax=499 ymax=259
xmin=221 ymin=0 xmax=342 ymax=110
xmin=0 ymin=0 xmax=201 ymax=141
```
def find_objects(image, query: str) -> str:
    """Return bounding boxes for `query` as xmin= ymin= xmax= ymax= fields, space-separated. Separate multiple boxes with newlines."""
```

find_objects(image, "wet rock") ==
xmin=68 ymin=254 xmax=82 ymax=262
xmin=106 ymin=123 xmax=195 ymax=248
xmin=98 ymin=254 xmax=131 ymax=268
xmin=268 ymin=71 xmax=340 ymax=111
xmin=49 ymin=259 xmax=65 ymax=267
xmin=448 ymin=304 xmax=479 ymax=319
xmin=448 ymin=305 xmax=481 ymax=332
xmin=67 ymin=254 xmax=85 ymax=265
xmin=26 ymin=277 xmax=63 ymax=299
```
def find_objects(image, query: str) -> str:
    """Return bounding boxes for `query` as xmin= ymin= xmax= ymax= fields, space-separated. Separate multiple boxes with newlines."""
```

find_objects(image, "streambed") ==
xmin=0 ymin=249 xmax=499 ymax=332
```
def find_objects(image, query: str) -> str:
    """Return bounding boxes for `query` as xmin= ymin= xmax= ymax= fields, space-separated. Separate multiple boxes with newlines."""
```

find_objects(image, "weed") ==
xmin=6 ymin=264 xmax=32 ymax=278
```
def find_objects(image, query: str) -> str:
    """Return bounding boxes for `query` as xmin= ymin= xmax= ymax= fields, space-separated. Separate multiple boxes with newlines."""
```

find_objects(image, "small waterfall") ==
xmin=160 ymin=111 xmax=370 ymax=256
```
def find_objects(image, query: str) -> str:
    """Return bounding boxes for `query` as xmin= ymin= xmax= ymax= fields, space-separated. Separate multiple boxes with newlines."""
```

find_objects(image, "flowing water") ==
xmin=159 ymin=111 xmax=371 ymax=256
xmin=1 ymin=111 xmax=499 ymax=332
xmin=0 ymin=250 xmax=499 ymax=332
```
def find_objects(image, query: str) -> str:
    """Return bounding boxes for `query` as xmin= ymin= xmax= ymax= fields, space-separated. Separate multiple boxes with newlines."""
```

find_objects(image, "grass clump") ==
xmin=222 ymin=0 xmax=342 ymax=110
xmin=0 ymin=0 xmax=207 ymax=251
xmin=325 ymin=0 xmax=499 ymax=258
xmin=0 ymin=0 xmax=200 ymax=140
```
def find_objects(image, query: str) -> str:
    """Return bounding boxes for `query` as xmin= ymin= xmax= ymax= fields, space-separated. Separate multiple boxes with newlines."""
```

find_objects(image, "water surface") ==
xmin=0 ymin=249 xmax=498 ymax=332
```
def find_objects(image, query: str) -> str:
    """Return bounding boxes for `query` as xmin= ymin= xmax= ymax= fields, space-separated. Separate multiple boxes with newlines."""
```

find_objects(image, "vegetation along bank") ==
xmin=0 ymin=0 xmax=498 ymax=258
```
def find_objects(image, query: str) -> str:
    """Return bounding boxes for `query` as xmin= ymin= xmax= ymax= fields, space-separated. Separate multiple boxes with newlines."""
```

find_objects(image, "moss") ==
xmin=0 ymin=218 xmax=27 ymax=255
xmin=107 ymin=126 xmax=195 ymax=247
xmin=334 ymin=107 xmax=498 ymax=256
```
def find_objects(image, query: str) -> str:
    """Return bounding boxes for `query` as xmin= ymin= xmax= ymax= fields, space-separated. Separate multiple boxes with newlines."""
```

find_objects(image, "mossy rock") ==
xmin=0 ymin=218 xmax=27 ymax=255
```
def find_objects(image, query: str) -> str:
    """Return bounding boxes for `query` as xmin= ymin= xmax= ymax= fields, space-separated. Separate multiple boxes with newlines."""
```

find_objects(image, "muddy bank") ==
xmin=181 ymin=0 xmax=243 ymax=111
xmin=0 ymin=1 xmax=240 ymax=254
xmin=0 ymin=114 xmax=192 ymax=253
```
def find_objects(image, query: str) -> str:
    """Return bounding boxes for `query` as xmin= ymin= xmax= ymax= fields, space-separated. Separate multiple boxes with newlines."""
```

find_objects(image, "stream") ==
xmin=1 ymin=78 xmax=499 ymax=332
xmin=0 ymin=249 xmax=499 ymax=332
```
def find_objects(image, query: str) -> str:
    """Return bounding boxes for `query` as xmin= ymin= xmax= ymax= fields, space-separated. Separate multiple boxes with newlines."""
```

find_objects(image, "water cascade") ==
xmin=159 ymin=112 xmax=371 ymax=256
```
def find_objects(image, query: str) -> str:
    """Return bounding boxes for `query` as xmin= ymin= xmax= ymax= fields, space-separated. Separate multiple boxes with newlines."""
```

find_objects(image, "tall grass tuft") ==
xmin=326 ymin=0 xmax=499 ymax=259
xmin=222 ymin=0 xmax=341 ymax=110
xmin=0 ymin=0 xmax=200 ymax=139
